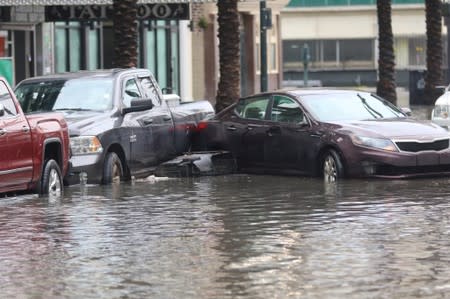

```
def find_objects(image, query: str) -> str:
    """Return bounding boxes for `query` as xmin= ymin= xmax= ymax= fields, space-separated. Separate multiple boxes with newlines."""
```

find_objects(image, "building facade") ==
xmin=281 ymin=0 xmax=447 ymax=92
xmin=0 ymin=0 xmax=193 ymax=101
xmin=190 ymin=0 xmax=289 ymax=104
xmin=0 ymin=0 xmax=289 ymax=105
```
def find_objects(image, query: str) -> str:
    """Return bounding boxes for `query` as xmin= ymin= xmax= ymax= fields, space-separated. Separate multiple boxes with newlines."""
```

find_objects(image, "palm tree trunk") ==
xmin=376 ymin=0 xmax=397 ymax=104
xmin=424 ymin=0 xmax=443 ymax=104
xmin=112 ymin=0 xmax=138 ymax=68
xmin=216 ymin=0 xmax=240 ymax=112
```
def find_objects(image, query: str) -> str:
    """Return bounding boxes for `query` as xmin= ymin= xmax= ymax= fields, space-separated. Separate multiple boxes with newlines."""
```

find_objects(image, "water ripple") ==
xmin=0 ymin=175 xmax=449 ymax=298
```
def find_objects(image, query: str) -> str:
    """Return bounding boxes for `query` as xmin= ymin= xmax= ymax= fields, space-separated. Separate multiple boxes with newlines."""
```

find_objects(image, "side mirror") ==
xmin=297 ymin=116 xmax=309 ymax=127
xmin=122 ymin=98 xmax=154 ymax=114
xmin=0 ymin=103 xmax=4 ymax=117
xmin=400 ymin=107 xmax=412 ymax=117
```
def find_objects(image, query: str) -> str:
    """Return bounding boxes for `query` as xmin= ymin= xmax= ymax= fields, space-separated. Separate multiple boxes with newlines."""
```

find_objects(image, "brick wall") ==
xmin=11 ymin=5 xmax=45 ymax=23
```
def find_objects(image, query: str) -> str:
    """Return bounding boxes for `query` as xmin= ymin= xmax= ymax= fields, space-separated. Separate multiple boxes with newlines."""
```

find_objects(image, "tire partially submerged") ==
xmin=37 ymin=159 xmax=63 ymax=196
xmin=102 ymin=152 xmax=124 ymax=184
xmin=322 ymin=149 xmax=345 ymax=182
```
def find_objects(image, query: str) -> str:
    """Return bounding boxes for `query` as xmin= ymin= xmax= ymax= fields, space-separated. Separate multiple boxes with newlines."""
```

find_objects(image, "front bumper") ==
xmin=344 ymin=146 xmax=450 ymax=179
xmin=64 ymin=153 xmax=104 ymax=185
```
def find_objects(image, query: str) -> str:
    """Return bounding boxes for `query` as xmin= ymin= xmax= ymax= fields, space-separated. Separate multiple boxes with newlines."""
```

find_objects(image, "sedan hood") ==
xmin=335 ymin=118 xmax=449 ymax=140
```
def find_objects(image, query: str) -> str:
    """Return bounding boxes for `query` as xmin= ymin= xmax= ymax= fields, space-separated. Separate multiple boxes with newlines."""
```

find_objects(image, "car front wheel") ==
xmin=38 ymin=159 xmax=63 ymax=196
xmin=102 ymin=152 xmax=123 ymax=184
xmin=322 ymin=149 xmax=344 ymax=182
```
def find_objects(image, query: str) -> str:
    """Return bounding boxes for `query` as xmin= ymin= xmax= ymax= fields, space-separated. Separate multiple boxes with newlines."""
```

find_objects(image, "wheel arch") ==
xmin=42 ymin=138 xmax=63 ymax=168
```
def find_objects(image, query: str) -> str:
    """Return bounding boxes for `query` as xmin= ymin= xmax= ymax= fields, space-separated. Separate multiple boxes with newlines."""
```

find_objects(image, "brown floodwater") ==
xmin=0 ymin=174 xmax=449 ymax=298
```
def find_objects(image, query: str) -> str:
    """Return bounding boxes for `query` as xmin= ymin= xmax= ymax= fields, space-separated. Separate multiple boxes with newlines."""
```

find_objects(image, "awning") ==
xmin=0 ymin=22 xmax=35 ymax=31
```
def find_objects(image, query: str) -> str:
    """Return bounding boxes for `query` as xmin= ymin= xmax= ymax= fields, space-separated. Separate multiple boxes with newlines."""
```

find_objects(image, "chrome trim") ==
xmin=0 ymin=166 xmax=33 ymax=176
xmin=392 ymin=137 xmax=450 ymax=153
xmin=391 ymin=137 xmax=450 ymax=143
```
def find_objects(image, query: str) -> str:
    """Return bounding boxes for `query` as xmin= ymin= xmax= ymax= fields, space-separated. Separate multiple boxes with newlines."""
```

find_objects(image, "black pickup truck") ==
xmin=14 ymin=68 xmax=214 ymax=185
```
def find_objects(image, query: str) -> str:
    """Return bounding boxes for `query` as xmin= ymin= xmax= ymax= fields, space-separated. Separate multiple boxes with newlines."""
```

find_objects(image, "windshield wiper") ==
xmin=54 ymin=108 xmax=94 ymax=111
xmin=357 ymin=94 xmax=383 ymax=119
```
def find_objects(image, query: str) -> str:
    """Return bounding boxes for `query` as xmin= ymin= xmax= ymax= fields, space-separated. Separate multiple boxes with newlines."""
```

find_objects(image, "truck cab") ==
xmin=0 ymin=77 xmax=70 ymax=196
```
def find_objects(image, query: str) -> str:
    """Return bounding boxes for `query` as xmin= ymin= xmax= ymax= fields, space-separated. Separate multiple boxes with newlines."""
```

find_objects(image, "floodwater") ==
xmin=1 ymin=174 xmax=450 ymax=299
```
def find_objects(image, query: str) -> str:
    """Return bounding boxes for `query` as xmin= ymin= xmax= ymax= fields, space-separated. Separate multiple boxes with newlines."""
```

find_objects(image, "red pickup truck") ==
xmin=0 ymin=77 xmax=70 ymax=196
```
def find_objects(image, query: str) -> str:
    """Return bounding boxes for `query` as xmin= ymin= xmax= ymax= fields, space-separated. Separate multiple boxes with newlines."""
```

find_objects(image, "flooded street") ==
xmin=1 ymin=175 xmax=450 ymax=298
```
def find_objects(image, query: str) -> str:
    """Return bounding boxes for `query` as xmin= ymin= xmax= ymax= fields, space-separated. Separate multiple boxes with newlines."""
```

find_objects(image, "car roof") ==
xmin=283 ymin=88 xmax=371 ymax=97
xmin=16 ymin=68 xmax=151 ymax=85
xmin=239 ymin=88 xmax=372 ymax=100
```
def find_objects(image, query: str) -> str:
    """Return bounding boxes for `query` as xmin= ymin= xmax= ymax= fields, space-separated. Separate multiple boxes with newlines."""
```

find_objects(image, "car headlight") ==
xmin=433 ymin=105 xmax=450 ymax=119
xmin=70 ymin=136 xmax=103 ymax=155
xmin=350 ymin=135 xmax=398 ymax=152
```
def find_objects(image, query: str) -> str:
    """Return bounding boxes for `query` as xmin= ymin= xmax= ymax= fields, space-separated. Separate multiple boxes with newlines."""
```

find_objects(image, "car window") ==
xmin=235 ymin=96 xmax=270 ymax=120
xmin=301 ymin=92 xmax=405 ymax=121
xmin=123 ymin=78 xmax=142 ymax=108
xmin=271 ymin=95 xmax=304 ymax=124
xmin=139 ymin=77 xmax=161 ymax=106
xmin=0 ymin=81 xmax=17 ymax=117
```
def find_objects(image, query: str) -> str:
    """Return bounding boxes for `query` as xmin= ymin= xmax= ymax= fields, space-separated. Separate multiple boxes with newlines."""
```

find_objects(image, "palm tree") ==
xmin=376 ymin=0 xmax=397 ymax=104
xmin=424 ymin=0 xmax=443 ymax=104
xmin=112 ymin=0 xmax=138 ymax=68
xmin=216 ymin=0 xmax=240 ymax=112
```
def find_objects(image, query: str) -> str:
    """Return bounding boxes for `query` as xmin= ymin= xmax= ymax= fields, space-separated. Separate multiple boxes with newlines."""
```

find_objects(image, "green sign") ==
xmin=0 ymin=58 xmax=13 ymax=86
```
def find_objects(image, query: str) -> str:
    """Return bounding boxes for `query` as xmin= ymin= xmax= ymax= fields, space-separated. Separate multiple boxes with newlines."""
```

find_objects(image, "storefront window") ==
xmin=145 ymin=25 xmax=156 ymax=73
xmin=88 ymin=22 xmax=100 ymax=70
xmin=55 ymin=21 xmax=100 ymax=72
xmin=53 ymin=19 xmax=179 ymax=93
xmin=283 ymin=39 xmax=374 ymax=69
xmin=339 ymin=39 xmax=373 ymax=63
xmin=170 ymin=20 xmax=179 ymax=94
xmin=156 ymin=20 xmax=167 ymax=90
xmin=141 ymin=20 xmax=179 ymax=94
xmin=55 ymin=23 xmax=67 ymax=73
xmin=69 ymin=22 xmax=81 ymax=72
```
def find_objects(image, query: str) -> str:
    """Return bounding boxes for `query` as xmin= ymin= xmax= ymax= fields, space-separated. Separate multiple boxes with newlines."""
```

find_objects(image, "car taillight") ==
xmin=196 ymin=121 xmax=208 ymax=131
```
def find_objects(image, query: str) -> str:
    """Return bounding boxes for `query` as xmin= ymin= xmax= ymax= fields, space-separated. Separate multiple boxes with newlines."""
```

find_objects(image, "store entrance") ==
xmin=13 ymin=30 xmax=34 ymax=85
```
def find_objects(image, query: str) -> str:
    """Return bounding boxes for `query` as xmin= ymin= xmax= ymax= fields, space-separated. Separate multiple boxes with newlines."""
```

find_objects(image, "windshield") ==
xmin=300 ymin=92 xmax=406 ymax=122
xmin=15 ymin=78 xmax=114 ymax=113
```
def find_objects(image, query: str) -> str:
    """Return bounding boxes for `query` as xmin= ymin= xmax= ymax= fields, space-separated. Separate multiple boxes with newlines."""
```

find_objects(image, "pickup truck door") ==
xmin=122 ymin=77 xmax=157 ymax=174
xmin=137 ymin=75 xmax=175 ymax=163
xmin=0 ymin=82 xmax=33 ymax=189
xmin=0 ymin=119 xmax=8 ymax=188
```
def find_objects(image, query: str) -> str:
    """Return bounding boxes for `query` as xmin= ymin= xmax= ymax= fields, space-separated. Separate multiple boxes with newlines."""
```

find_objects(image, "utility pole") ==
xmin=260 ymin=0 xmax=272 ymax=92
xmin=303 ymin=44 xmax=310 ymax=87
xmin=443 ymin=1 xmax=450 ymax=82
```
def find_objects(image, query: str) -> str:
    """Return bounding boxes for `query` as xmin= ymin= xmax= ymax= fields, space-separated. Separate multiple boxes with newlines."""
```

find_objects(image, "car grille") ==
xmin=395 ymin=139 xmax=450 ymax=152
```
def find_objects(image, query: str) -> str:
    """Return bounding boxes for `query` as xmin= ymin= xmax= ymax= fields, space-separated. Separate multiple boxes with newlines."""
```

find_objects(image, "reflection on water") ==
xmin=1 ymin=175 xmax=450 ymax=298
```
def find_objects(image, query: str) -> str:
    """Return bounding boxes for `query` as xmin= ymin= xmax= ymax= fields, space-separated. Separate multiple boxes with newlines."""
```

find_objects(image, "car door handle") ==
xmin=142 ymin=118 xmax=153 ymax=125
xmin=22 ymin=125 xmax=30 ymax=133
xmin=226 ymin=125 xmax=236 ymax=131
xmin=163 ymin=115 xmax=172 ymax=121
xmin=310 ymin=131 xmax=323 ymax=138
xmin=247 ymin=124 xmax=262 ymax=130
xmin=267 ymin=126 xmax=281 ymax=136
xmin=0 ymin=128 xmax=6 ymax=136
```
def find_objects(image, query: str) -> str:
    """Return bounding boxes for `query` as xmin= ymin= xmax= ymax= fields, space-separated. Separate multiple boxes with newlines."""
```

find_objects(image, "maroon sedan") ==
xmin=194 ymin=89 xmax=450 ymax=181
